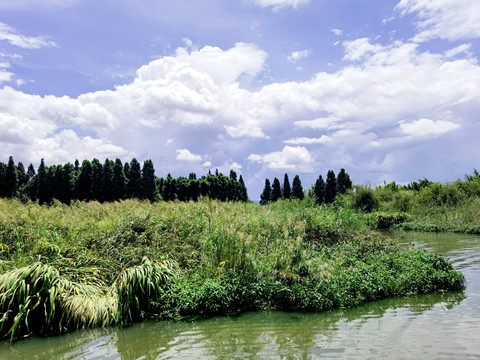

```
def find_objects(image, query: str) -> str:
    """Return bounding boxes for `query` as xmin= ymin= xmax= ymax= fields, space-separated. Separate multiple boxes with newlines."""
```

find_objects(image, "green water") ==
xmin=2 ymin=232 xmax=480 ymax=359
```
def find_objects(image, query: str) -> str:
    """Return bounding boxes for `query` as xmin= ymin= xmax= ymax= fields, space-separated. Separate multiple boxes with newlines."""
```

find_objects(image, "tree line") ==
xmin=260 ymin=169 xmax=352 ymax=205
xmin=0 ymin=156 xmax=248 ymax=205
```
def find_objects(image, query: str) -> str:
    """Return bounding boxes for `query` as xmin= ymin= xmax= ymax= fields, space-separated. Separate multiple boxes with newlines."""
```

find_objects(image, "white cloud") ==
xmin=444 ymin=44 xmax=472 ymax=58
xmin=176 ymin=149 xmax=202 ymax=161
xmin=250 ymin=0 xmax=310 ymax=11
xmin=396 ymin=0 xmax=480 ymax=42
xmin=331 ymin=29 xmax=343 ymax=36
xmin=0 ymin=23 xmax=57 ymax=49
xmin=399 ymin=118 xmax=460 ymax=137
xmin=248 ymin=146 xmax=314 ymax=172
xmin=1 ymin=38 xmax=480 ymax=190
xmin=287 ymin=49 xmax=310 ymax=63
xmin=343 ymin=38 xmax=384 ymax=61
xmin=294 ymin=117 xmax=341 ymax=130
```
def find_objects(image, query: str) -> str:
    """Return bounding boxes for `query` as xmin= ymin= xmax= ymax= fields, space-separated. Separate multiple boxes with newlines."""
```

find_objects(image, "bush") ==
xmin=352 ymin=186 xmax=378 ymax=213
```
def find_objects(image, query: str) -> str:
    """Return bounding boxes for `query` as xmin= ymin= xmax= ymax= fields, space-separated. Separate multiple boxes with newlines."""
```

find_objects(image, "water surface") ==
xmin=2 ymin=232 xmax=479 ymax=359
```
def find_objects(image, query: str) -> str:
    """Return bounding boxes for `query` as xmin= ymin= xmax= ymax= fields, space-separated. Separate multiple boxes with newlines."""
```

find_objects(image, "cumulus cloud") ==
xmin=396 ymin=0 xmax=480 ymax=42
xmin=250 ymin=0 xmax=310 ymax=11
xmin=0 ymin=23 xmax=57 ymax=49
xmin=399 ymin=118 xmax=460 ymax=137
xmin=287 ymin=49 xmax=310 ymax=63
xmin=176 ymin=149 xmax=202 ymax=161
xmin=1 ymin=37 xmax=480 ymax=191
xmin=248 ymin=146 xmax=314 ymax=172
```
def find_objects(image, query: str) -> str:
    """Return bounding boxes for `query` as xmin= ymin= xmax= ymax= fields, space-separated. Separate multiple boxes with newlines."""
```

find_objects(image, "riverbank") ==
xmin=0 ymin=199 xmax=464 ymax=341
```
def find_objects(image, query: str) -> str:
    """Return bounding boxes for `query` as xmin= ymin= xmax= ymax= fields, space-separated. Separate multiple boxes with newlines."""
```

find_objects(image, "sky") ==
xmin=1 ymin=0 xmax=480 ymax=199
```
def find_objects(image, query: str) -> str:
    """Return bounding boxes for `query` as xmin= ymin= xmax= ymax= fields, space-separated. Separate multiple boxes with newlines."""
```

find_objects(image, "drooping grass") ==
xmin=0 ymin=198 xmax=465 ymax=340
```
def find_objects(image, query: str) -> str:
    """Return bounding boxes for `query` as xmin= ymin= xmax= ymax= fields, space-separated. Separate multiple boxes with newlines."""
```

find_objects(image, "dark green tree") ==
xmin=37 ymin=159 xmax=48 ymax=205
xmin=270 ymin=177 xmax=282 ymax=202
xmin=325 ymin=170 xmax=337 ymax=204
xmin=336 ymin=168 xmax=352 ymax=195
xmin=74 ymin=160 xmax=92 ymax=201
xmin=239 ymin=175 xmax=248 ymax=202
xmin=112 ymin=159 xmax=126 ymax=201
xmin=314 ymin=174 xmax=325 ymax=205
xmin=101 ymin=159 xmax=114 ymax=202
xmin=16 ymin=162 xmax=27 ymax=188
xmin=128 ymin=158 xmax=141 ymax=199
xmin=283 ymin=173 xmax=291 ymax=199
xmin=229 ymin=170 xmax=237 ymax=181
xmin=90 ymin=159 xmax=103 ymax=201
xmin=0 ymin=162 xmax=7 ymax=198
xmin=25 ymin=163 xmax=37 ymax=201
xmin=141 ymin=159 xmax=157 ymax=201
xmin=260 ymin=178 xmax=271 ymax=205
xmin=189 ymin=179 xmax=200 ymax=201
xmin=6 ymin=156 xmax=18 ymax=198
xmin=188 ymin=172 xmax=197 ymax=180
xmin=291 ymin=175 xmax=304 ymax=200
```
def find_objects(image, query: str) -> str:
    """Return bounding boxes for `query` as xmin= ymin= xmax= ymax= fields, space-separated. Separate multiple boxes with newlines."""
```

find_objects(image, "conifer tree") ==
xmin=270 ymin=177 xmax=282 ymax=202
xmin=229 ymin=170 xmax=237 ymax=181
xmin=260 ymin=178 xmax=271 ymax=205
xmin=336 ymin=168 xmax=352 ymax=195
xmin=25 ymin=163 xmax=37 ymax=201
xmin=239 ymin=175 xmax=248 ymax=202
xmin=283 ymin=173 xmax=291 ymax=199
xmin=6 ymin=156 xmax=18 ymax=198
xmin=16 ymin=162 xmax=27 ymax=188
xmin=74 ymin=160 xmax=92 ymax=201
xmin=325 ymin=170 xmax=337 ymax=204
xmin=0 ymin=162 xmax=7 ymax=198
xmin=101 ymin=159 xmax=114 ymax=202
xmin=37 ymin=159 xmax=48 ymax=205
xmin=141 ymin=159 xmax=157 ymax=201
xmin=314 ymin=174 xmax=325 ymax=205
xmin=112 ymin=159 xmax=126 ymax=201
xmin=128 ymin=158 xmax=141 ymax=199
xmin=291 ymin=175 xmax=304 ymax=200
xmin=188 ymin=173 xmax=197 ymax=180
xmin=90 ymin=159 xmax=103 ymax=201
xmin=123 ymin=162 xmax=130 ymax=181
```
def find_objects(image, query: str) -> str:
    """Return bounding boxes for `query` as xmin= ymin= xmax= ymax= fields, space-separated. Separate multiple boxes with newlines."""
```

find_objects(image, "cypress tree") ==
xmin=0 ymin=162 xmax=7 ymax=197
xmin=229 ymin=170 xmax=237 ymax=181
xmin=61 ymin=163 xmax=74 ymax=204
xmin=188 ymin=172 xmax=197 ymax=180
xmin=336 ymin=168 xmax=352 ymax=195
xmin=128 ymin=158 xmax=141 ymax=199
xmin=325 ymin=170 xmax=337 ymax=204
xmin=25 ymin=163 xmax=37 ymax=201
xmin=239 ymin=175 xmax=248 ymax=202
xmin=37 ymin=159 xmax=48 ymax=205
xmin=260 ymin=178 xmax=271 ymax=205
xmin=90 ymin=159 xmax=103 ymax=201
xmin=141 ymin=159 xmax=157 ymax=201
xmin=6 ymin=156 xmax=18 ymax=198
xmin=123 ymin=162 xmax=130 ymax=181
xmin=101 ymin=159 xmax=114 ymax=202
xmin=74 ymin=160 xmax=92 ymax=201
xmin=112 ymin=159 xmax=126 ymax=201
xmin=189 ymin=179 xmax=200 ymax=201
xmin=17 ymin=162 xmax=27 ymax=188
xmin=291 ymin=175 xmax=304 ymax=200
xmin=314 ymin=175 xmax=325 ymax=205
xmin=270 ymin=177 xmax=282 ymax=202
xmin=283 ymin=173 xmax=291 ymax=199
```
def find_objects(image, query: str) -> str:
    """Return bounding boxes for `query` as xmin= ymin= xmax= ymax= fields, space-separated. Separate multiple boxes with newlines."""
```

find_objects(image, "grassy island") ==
xmin=0 ymin=198 xmax=464 ymax=341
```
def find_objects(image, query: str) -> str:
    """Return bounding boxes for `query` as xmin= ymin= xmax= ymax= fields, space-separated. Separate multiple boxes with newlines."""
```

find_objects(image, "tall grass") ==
xmin=0 ymin=198 xmax=465 ymax=340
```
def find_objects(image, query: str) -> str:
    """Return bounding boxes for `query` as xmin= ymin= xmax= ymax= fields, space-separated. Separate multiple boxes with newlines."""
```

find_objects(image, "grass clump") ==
xmin=0 ymin=198 xmax=465 ymax=340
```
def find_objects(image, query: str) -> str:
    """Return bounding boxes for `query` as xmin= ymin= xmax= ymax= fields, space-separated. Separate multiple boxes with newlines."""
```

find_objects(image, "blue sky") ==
xmin=1 ymin=0 xmax=480 ymax=198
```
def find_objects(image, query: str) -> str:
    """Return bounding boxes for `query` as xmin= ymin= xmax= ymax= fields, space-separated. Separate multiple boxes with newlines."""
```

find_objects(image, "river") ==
xmin=1 ymin=231 xmax=479 ymax=359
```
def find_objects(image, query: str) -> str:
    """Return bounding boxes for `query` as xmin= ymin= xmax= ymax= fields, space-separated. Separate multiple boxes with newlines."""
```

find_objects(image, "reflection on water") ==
xmin=2 ymin=232 xmax=480 ymax=359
